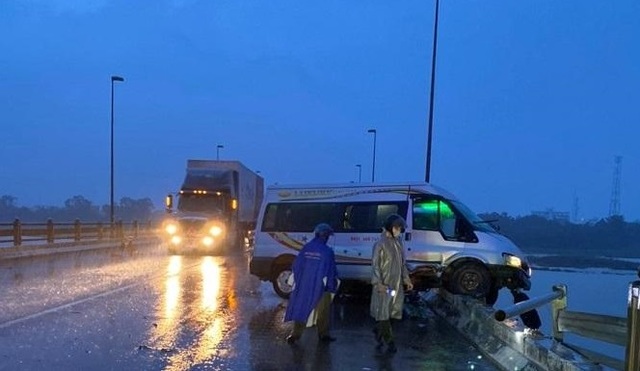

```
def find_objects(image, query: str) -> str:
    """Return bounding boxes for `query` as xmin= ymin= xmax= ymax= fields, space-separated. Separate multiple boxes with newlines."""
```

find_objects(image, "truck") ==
xmin=162 ymin=159 xmax=264 ymax=254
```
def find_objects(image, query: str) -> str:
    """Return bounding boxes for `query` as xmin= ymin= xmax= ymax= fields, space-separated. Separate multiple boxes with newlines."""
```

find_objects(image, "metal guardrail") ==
xmin=494 ymin=276 xmax=640 ymax=371
xmin=0 ymin=218 xmax=153 ymax=247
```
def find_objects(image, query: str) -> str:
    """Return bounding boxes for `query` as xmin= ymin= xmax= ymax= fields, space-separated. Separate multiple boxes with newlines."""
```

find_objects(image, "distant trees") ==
xmin=479 ymin=212 xmax=640 ymax=258
xmin=0 ymin=195 xmax=156 ymax=223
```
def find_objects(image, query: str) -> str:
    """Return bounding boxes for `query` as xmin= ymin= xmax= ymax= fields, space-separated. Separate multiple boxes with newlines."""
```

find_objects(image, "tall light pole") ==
xmin=216 ymin=144 xmax=224 ymax=161
xmin=367 ymin=129 xmax=377 ymax=182
xmin=110 ymin=75 xmax=124 ymax=233
xmin=356 ymin=164 xmax=362 ymax=183
xmin=425 ymin=0 xmax=440 ymax=183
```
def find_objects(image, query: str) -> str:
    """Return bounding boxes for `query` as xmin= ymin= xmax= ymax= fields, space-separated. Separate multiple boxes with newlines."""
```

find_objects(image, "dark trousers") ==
xmin=290 ymin=292 xmax=332 ymax=339
xmin=376 ymin=320 xmax=393 ymax=343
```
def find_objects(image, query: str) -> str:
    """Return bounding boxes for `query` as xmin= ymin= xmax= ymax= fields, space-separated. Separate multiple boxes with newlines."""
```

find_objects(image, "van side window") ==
xmin=262 ymin=204 xmax=278 ymax=231
xmin=342 ymin=202 xmax=407 ymax=233
xmin=439 ymin=202 xmax=457 ymax=239
xmin=412 ymin=200 xmax=440 ymax=231
xmin=413 ymin=199 xmax=457 ymax=236
xmin=261 ymin=201 xmax=407 ymax=233
xmin=261 ymin=202 xmax=342 ymax=232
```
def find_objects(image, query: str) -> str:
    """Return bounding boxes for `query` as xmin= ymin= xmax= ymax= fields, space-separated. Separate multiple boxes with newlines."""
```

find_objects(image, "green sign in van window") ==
xmin=413 ymin=200 xmax=454 ymax=231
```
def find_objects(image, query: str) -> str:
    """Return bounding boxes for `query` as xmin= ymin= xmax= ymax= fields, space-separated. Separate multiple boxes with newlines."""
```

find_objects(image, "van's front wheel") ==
xmin=272 ymin=265 xmax=294 ymax=299
xmin=446 ymin=263 xmax=491 ymax=298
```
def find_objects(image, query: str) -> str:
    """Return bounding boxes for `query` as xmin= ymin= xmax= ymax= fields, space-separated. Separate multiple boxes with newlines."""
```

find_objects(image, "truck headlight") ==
xmin=209 ymin=226 xmax=223 ymax=236
xmin=166 ymin=224 xmax=178 ymax=235
xmin=503 ymin=253 xmax=522 ymax=268
xmin=171 ymin=235 xmax=182 ymax=245
xmin=203 ymin=236 xmax=214 ymax=246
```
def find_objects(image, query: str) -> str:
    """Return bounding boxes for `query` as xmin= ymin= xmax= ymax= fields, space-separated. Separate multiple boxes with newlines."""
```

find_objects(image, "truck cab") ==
xmin=163 ymin=190 xmax=232 ymax=254
xmin=162 ymin=159 xmax=264 ymax=255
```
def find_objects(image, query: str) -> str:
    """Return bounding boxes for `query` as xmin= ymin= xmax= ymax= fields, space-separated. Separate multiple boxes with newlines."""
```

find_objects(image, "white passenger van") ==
xmin=249 ymin=182 xmax=531 ymax=302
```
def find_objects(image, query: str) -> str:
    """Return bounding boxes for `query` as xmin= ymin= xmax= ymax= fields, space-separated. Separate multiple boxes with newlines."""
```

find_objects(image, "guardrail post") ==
xmin=133 ymin=220 xmax=139 ymax=237
xmin=12 ymin=218 xmax=22 ymax=247
xmin=552 ymin=284 xmax=568 ymax=342
xmin=97 ymin=222 xmax=104 ymax=240
xmin=625 ymin=276 xmax=640 ymax=371
xmin=46 ymin=219 xmax=54 ymax=243
xmin=117 ymin=220 xmax=123 ymax=239
xmin=74 ymin=219 xmax=81 ymax=241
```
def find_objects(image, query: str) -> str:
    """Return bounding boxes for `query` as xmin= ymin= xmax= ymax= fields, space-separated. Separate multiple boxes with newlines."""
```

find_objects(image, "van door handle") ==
xmin=405 ymin=232 xmax=412 ymax=242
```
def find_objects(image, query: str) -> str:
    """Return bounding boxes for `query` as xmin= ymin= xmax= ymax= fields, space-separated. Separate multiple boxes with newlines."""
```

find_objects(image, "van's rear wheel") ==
xmin=272 ymin=265 xmax=294 ymax=299
xmin=447 ymin=263 xmax=491 ymax=298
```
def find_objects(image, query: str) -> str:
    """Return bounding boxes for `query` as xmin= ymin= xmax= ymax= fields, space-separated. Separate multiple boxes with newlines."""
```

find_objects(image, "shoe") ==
xmin=286 ymin=335 xmax=298 ymax=344
xmin=318 ymin=335 xmax=336 ymax=342
xmin=387 ymin=341 xmax=397 ymax=353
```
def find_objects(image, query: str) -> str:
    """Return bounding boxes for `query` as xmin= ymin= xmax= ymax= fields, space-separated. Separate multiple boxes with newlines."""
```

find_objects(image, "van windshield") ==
xmin=450 ymin=200 xmax=497 ymax=234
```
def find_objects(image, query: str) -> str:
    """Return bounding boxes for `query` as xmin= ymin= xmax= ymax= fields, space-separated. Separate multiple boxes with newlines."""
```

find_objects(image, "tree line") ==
xmin=479 ymin=212 xmax=640 ymax=258
xmin=0 ymin=195 xmax=156 ymax=224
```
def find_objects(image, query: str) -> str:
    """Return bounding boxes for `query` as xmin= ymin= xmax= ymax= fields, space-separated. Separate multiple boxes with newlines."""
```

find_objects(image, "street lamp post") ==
xmin=216 ymin=144 xmax=224 ymax=161
xmin=425 ymin=0 xmax=440 ymax=183
xmin=110 ymin=75 xmax=124 ymax=235
xmin=356 ymin=164 xmax=362 ymax=183
xmin=367 ymin=129 xmax=377 ymax=182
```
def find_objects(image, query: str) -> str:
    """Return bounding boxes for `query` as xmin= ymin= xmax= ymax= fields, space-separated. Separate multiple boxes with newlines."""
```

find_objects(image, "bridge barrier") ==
xmin=0 ymin=231 xmax=160 ymax=260
xmin=627 ymin=280 xmax=640 ymax=371
xmin=0 ymin=218 xmax=154 ymax=247
xmin=427 ymin=289 xmax=604 ymax=371
xmin=491 ymin=277 xmax=640 ymax=371
xmin=494 ymin=285 xmax=565 ymax=322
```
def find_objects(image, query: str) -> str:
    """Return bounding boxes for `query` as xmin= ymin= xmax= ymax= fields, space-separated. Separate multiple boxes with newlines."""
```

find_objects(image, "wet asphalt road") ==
xmin=0 ymin=245 xmax=499 ymax=371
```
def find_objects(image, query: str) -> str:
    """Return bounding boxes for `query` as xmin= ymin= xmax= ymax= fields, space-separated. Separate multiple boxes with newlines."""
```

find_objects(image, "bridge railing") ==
xmin=494 ymin=278 xmax=640 ymax=371
xmin=0 ymin=218 xmax=154 ymax=247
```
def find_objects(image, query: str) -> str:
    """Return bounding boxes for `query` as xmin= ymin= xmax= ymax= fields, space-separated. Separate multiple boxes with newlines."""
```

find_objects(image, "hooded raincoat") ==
xmin=370 ymin=232 xmax=411 ymax=321
xmin=284 ymin=237 xmax=338 ymax=323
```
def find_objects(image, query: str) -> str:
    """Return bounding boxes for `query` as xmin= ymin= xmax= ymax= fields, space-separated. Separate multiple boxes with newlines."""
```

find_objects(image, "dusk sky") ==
xmin=1 ymin=1 xmax=638 ymax=221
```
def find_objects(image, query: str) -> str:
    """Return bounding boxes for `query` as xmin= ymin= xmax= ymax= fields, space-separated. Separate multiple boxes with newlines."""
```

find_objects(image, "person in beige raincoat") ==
xmin=370 ymin=214 xmax=413 ymax=353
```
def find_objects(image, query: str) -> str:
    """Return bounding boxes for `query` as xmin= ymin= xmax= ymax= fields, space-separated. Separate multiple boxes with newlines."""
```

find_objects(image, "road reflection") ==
xmin=201 ymin=256 xmax=220 ymax=312
xmin=161 ymin=256 xmax=229 ymax=371
xmin=150 ymin=255 xmax=183 ymax=353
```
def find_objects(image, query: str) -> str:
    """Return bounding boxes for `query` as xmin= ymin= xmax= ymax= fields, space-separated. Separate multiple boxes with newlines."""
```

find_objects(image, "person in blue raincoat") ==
xmin=284 ymin=223 xmax=339 ymax=344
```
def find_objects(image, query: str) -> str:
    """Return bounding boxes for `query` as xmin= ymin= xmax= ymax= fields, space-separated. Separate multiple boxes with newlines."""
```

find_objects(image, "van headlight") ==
xmin=503 ymin=253 xmax=522 ymax=268
xmin=165 ymin=223 xmax=178 ymax=235
xmin=209 ymin=225 xmax=223 ymax=236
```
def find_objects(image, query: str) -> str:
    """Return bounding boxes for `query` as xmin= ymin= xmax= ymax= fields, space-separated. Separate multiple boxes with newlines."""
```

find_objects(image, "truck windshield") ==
xmin=178 ymin=194 xmax=226 ymax=214
xmin=450 ymin=200 xmax=497 ymax=234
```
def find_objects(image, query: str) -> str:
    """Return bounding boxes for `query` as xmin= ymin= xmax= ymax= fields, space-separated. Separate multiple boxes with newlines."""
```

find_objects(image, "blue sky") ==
xmin=1 ymin=0 xmax=639 ymax=221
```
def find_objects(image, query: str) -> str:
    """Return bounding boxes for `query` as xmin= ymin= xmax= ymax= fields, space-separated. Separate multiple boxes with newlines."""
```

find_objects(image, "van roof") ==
xmin=266 ymin=181 xmax=458 ymax=200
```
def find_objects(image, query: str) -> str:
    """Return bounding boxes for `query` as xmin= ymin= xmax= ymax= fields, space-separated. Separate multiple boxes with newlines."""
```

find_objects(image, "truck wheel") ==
xmin=447 ymin=263 xmax=491 ymax=298
xmin=272 ymin=264 xmax=294 ymax=299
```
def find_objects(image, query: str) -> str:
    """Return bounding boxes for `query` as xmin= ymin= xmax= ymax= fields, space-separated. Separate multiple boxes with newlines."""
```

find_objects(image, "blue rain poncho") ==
xmin=284 ymin=237 xmax=338 ymax=323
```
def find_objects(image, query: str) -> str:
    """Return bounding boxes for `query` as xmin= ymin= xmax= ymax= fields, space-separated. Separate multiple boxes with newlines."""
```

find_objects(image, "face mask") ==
xmin=392 ymin=227 xmax=402 ymax=238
